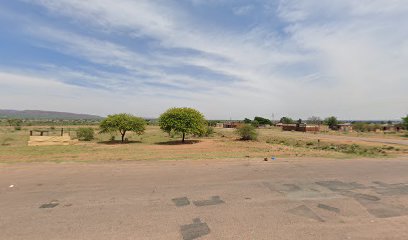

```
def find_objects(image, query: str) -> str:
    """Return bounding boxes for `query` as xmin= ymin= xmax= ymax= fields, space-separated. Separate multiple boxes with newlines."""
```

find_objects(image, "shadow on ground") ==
xmin=156 ymin=140 xmax=200 ymax=145
xmin=97 ymin=140 xmax=142 ymax=145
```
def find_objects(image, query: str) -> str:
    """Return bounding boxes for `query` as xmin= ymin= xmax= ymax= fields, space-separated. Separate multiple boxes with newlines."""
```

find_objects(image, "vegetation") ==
xmin=76 ymin=127 xmax=95 ymax=141
xmin=158 ymin=107 xmax=206 ymax=143
xmin=0 ymin=125 xmax=406 ymax=163
xmin=198 ymin=126 xmax=215 ymax=137
xmin=235 ymin=124 xmax=258 ymax=140
xmin=402 ymin=115 xmax=408 ymax=130
xmin=352 ymin=122 xmax=387 ymax=132
xmin=254 ymin=116 xmax=272 ymax=125
xmin=280 ymin=117 xmax=294 ymax=124
xmin=307 ymin=116 xmax=322 ymax=125
xmin=99 ymin=114 xmax=146 ymax=143
xmin=243 ymin=118 xmax=252 ymax=124
xmin=324 ymin=116 xmax=338 ymax=130
xmin=266 ymin=136 xmax=390 ymax=157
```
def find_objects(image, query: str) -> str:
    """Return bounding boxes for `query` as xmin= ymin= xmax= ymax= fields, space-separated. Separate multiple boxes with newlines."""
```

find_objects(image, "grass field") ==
xmin=0 ymin=125 xmax=407 ymax=163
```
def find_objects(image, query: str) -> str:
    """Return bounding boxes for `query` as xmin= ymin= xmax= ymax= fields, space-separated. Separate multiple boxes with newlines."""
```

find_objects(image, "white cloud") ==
xmin=4 ymin=0 xmax=408 ymax=119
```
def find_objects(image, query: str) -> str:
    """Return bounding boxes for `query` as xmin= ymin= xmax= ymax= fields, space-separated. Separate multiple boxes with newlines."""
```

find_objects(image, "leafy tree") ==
xmin=76 ymin=127 xmax=94 ymax=141
xmin=402 ymin=115 xmax=408 ymax=130
xmin=159 ymin=107 xmax=206 ymax=143
xmin=243 ymin=118 xmax=252 ymax=124
xmin=280 ymin=117 xmax=294 ymax=124
xmin=236 ymin=124 xmax=258 ymax=140
xmin=251 ymin=120 xmax=259 ymax=128
xmin=99 ymin=113 xmax=146 ymax=143
xmin=254 ymin=116 xmax=272 ymax=125
xmin=324 ymin=116 xmax=339 ymax=130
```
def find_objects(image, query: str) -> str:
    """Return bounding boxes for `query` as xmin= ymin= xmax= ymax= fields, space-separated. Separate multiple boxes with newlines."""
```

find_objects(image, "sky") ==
xmin=0 ymin=0 xmax=407 ymax=120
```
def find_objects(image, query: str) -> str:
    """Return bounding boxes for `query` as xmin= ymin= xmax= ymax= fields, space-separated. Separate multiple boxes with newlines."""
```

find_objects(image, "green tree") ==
xmin=243 ymin=118 xmax=252 ymax=124
xmin=99 ymin=113 xmax=146 ymax=143
xmin=254 ymin=116 xmax=272 ymax=125
xmin=324 ymin=116 xmax=339 ymax=130
xmin=159 ymin=107 xmax=206 ymax=143
xmin=280 ymin=117 xmax=294 ymax=124
xmin=402 ymin=115 xmax=408 ymax=130
xmin=235 ymin=124 xmax=258 ymax=140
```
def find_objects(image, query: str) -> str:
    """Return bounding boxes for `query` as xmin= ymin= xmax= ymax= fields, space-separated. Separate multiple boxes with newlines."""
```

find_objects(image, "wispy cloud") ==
xmin=0 ymin=0 xmax=406 ymax=119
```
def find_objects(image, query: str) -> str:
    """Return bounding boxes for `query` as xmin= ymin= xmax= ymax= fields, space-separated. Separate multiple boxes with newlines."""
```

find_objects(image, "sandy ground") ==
xmin=272 ymin=130 xmax=408 ymax=146
xmin=1 ymin=158 xmax=408 ymax=240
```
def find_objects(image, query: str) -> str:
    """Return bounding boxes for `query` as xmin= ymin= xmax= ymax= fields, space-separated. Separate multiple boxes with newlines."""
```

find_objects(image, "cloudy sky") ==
xmin=0 ymin=0 xmax=407 ymax=120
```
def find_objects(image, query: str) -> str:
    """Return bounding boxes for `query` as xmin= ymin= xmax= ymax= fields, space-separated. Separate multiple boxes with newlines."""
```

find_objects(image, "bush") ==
xmin=236 ymin=124 xmax=258 ymax=140
xmin=14 ymin=126 xmax=22 ymax=131
xmin=197 ymin=126 xmax=214 ymax=137
xmin=77 ymin=127 xmax=94 ymax=141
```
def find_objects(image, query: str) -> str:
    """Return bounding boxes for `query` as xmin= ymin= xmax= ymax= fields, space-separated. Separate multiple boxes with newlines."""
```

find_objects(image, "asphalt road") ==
xmin=1 ymin=158 xmax=408 ymax=240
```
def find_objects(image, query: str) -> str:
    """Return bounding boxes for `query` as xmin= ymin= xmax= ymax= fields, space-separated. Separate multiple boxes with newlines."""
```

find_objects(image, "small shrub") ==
xmin=110 ymin=135 xmax=115 ymax=141
xmin=197 ymin=126 xmax=215 ymax=137
xmin=236 ymin=124 xmax=258 ymax=140
xmin=76 ymin=127 xmax=94 ymax=141
xmin=14 ymin=126 xmax=21 ymax=131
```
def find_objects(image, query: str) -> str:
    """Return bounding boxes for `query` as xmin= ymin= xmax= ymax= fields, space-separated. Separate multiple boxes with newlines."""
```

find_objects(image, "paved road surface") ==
xmin=1 ymin=158 xmax=408 ymax=240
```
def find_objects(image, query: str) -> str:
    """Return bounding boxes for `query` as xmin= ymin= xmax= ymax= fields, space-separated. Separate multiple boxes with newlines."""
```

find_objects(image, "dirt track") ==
xmin=1 ymin=158 xmax=408 ymax=239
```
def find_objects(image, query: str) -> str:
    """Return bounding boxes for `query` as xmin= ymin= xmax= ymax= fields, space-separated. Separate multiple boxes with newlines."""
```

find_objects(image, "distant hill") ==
xmin=0 ymin=109 xmax=103 ymax=120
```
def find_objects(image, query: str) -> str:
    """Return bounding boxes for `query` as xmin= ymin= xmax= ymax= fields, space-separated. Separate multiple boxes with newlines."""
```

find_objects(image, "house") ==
xmin=223 ymin=122 xmax=241 ymax=128
xmin=381 ymin=124 xmax=401 ymax=132
xmin=336 ymin=123 xmax=353 ymax=132
xmin=281 ymin=123 xmax=320 ymax=132
xmin=215 ymin=123 xmax=224 ymax=128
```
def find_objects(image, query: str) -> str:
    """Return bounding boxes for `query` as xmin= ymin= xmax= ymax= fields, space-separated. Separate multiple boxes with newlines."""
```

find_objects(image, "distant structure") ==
xmin=223 ymin=122 xmax=241 ymax=128
xmin=381 ymin=124 xmax=401 ymax=132
xmin=335 ymin=123 xmax=353 ymax=132
xmin=281 ymin=123 xmax=320 ymax=132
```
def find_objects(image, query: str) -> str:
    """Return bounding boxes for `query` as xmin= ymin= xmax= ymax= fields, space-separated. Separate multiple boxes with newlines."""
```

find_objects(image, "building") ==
xmin=336 ymin=123 xmax=353 ymax=132
xmin=223 ymin=122 xmax=241 ymax=128
xmin=381 ymin=124 xmax=401 ymax=132
xmin=281 ymin=123 xmax=320 ymax=132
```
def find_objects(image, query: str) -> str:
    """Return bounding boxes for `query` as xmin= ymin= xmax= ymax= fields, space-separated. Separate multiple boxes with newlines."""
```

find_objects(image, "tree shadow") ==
xmin=97 ymin=140 xmax=142 ymax=145
xmin=155 ymin=140 xmax=200 ymax=145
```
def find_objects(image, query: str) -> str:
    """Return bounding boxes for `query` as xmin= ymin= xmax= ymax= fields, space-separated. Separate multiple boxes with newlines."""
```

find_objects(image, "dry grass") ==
xmin=0 ymin=126 xmax=407 ymax=163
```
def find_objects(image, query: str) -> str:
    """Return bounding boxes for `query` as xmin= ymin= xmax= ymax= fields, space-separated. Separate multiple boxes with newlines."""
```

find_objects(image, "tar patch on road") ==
xmin=172 ymin=197 xmax=191 ymax=207
xmin=317 ymin=203 xmax=340 ymax=213
xmin=315 ymin=180 xmax=365 ymax=192
xmin=288 ymin=205 xmax=325 ymax=222
xmin=180 ymin=218 xmax=210 ymax=240
xmin=193 ymin=196 xmax=225 ymax=207
xmin=39 ymin=200 xmax=59 ymax=209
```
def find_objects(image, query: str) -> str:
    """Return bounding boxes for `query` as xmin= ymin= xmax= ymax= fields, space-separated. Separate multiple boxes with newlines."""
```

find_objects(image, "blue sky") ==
xmin=0 ymin=0 xmax=407 ymax=120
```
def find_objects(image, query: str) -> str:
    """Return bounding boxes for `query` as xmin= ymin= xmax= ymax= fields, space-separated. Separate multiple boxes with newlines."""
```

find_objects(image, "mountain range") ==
xmin=0 ymin=109 xmax=102 ymax=120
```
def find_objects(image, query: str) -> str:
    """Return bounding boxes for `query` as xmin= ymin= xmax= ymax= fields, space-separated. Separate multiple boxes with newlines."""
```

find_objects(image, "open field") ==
xmin=0 ymin=126 xmax=407 ymax=163
xmin=2 ymin=158 xmax=408 ymax=239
